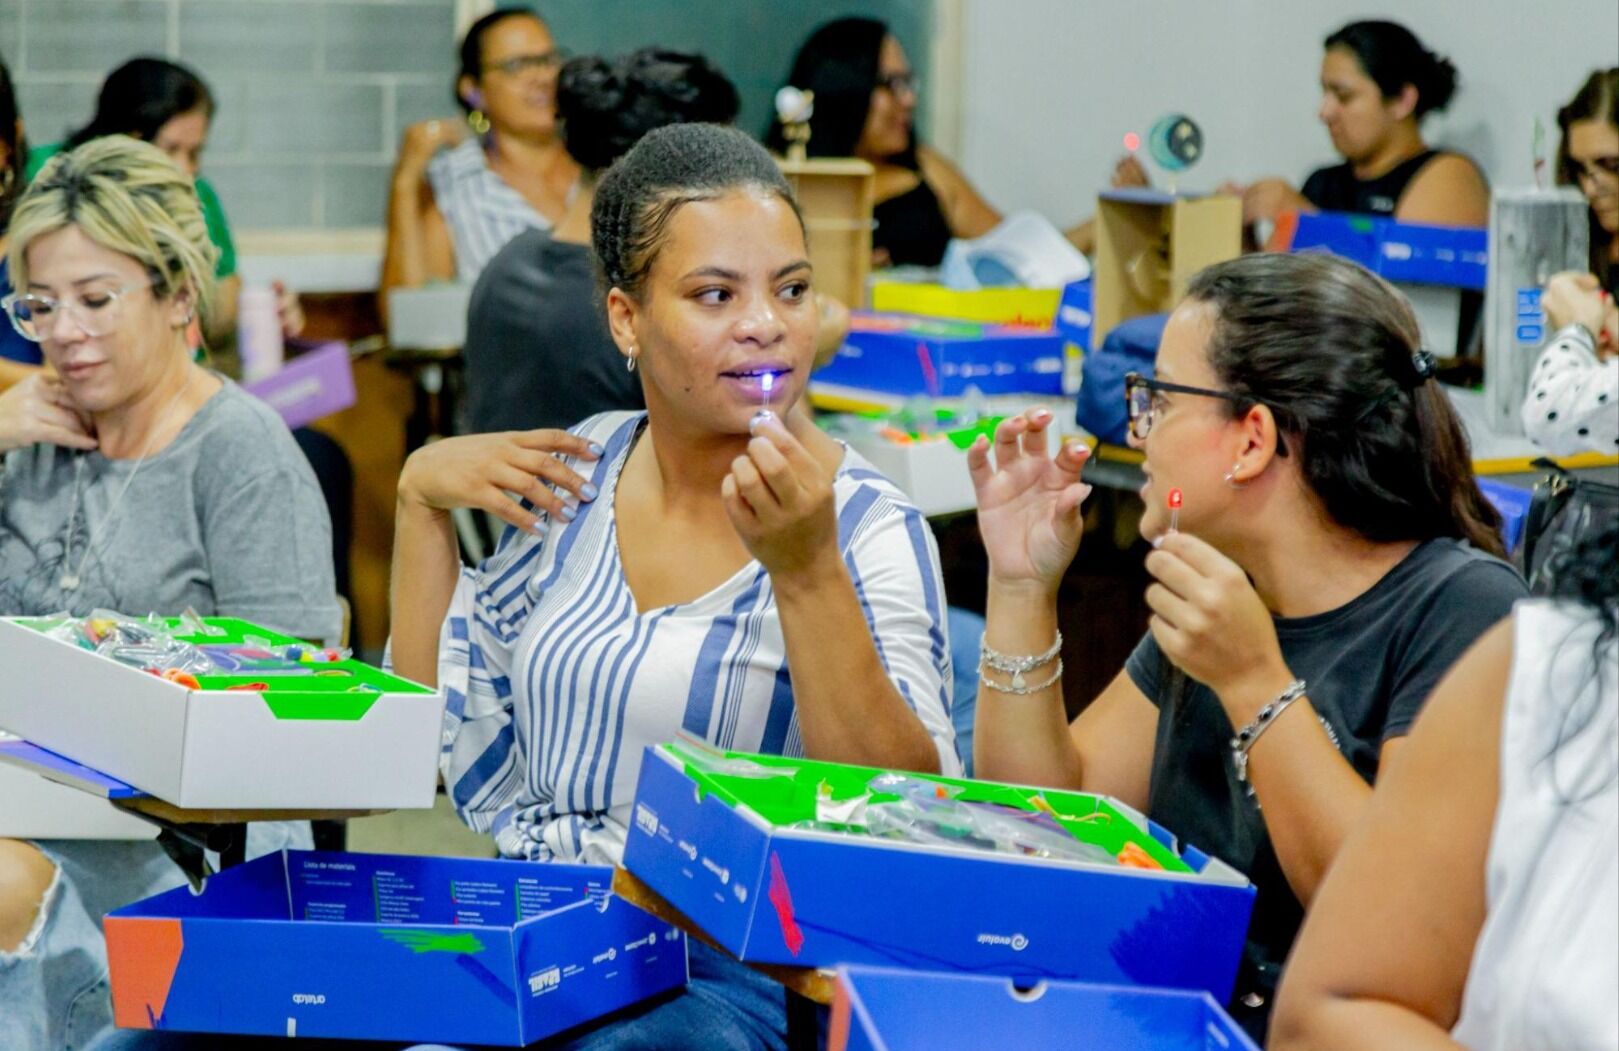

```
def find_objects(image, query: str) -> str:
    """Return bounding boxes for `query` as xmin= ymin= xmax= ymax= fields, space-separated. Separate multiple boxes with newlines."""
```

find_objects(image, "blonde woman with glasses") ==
xmin=0 ymin=137 xmax=338 ymax=1051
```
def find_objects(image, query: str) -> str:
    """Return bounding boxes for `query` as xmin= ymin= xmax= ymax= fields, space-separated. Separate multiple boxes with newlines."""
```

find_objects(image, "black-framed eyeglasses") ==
xmin=1123 ymin=371 xmax=1251 ymax=442
xmin=876 ymin=71 xmax=918 ymax=97
xmin=486 ymin=49 xmax=568 ymax=77
xmin=1570 ymin=155 xmax=1619 ymax=184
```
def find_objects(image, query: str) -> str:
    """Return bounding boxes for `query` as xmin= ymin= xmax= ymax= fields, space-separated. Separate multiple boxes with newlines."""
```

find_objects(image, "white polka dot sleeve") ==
xmin=1521 ymin=323 xmax=1619 ymax=457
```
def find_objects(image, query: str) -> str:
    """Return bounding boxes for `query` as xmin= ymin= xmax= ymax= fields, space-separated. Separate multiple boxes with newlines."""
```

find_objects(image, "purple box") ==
xmin=242 ymin=340 xmax=356 ymax=429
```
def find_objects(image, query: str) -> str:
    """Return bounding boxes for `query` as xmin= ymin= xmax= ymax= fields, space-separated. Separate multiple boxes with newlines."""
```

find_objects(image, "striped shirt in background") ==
xmin=426 ymin=138 xmax=558 ymax=283
xmin=438 ymin=411 xmax=960 ymax=864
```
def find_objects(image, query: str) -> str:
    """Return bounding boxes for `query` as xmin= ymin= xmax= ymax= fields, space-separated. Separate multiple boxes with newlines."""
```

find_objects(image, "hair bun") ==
xmin=558 ymin=56 xmax=625 ymax=116
xmin=1419 ymin=52 xmax=1458 ymax=115
xmin=559 ymin=48 xmax=740 ymax=173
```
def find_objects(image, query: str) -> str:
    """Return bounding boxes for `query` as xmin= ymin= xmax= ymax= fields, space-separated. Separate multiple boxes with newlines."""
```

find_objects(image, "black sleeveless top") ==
xmin=873 ymin=177 xmax=954 ymax=267
xmin=1300 ymin=149 xmax=1446 ymax=217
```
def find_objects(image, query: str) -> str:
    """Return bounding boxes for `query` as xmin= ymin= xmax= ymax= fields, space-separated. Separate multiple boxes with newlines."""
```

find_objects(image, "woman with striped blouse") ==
xmin=388 ymin=123 xmax=956 ymax=1050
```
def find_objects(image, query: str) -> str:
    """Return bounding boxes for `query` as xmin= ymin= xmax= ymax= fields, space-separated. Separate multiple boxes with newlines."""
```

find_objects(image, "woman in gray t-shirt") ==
xmin=0 ymin=139 xmax=338 ymax=1051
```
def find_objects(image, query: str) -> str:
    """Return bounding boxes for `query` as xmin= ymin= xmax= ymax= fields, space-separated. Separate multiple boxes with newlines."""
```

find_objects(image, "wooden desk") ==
xmin=111 ymin=798 xmax=390 ymax=886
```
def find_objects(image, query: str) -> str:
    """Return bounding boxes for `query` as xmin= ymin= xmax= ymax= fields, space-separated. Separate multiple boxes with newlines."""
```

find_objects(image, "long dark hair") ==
xmin=557 ymin=49 xmax=739 ymax=174
xmin=65 ymin=57 xmax=213 ymax=150
xmin=592 ymin=123 xmax=802 ymax=301
xmin=763 ymin=16 xmax=917 ymax=167
xmin=1556 ymin=68 xmax=1618 ymax=291
xmin=1324 ymin=21 xmax=1458 ymax=119
xmin=1543 ymin=520 xmax=1619 ymax=802
xmin=1186 ymin=253 xmax=1505 ymax=557
xmin=0 ymin=58 xmax=24 ymax=234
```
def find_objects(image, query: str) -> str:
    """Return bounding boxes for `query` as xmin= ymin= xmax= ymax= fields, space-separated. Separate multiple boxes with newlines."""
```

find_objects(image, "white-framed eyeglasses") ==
xmin=2 ymin=279 xmax=154 ymax=342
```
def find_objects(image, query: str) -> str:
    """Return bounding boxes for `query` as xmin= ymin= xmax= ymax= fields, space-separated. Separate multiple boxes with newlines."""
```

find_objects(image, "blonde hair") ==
xmin=6 ymin=137 xmax=218 ymax=331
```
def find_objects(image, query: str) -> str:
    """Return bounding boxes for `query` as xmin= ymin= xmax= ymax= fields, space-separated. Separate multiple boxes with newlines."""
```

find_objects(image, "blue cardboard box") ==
xmin=1054 ymin=278 xmax=1092 ymax=352
xmin=1478 ymin=478 xmax=1533 ymax=553
xmin=1277 ymin=211 xmax=1487 ymax=289
xmin=816 ymin=312 xmax=1066 ymax=397
xmin=830 ymin=965 xmax=1259 ymax=1051
xmin=622 ymin=744 xmax=1256 ymax=1001
xmin=105 ymin=851 xmax=688 ymax=1046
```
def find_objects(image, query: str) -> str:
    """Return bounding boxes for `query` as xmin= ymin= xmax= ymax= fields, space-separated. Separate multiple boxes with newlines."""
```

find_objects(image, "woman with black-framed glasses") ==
xmin=968 ymin=252 xmax=1525 ymax=1043
xmin=382 ymin=6 xmax=580 ymax=302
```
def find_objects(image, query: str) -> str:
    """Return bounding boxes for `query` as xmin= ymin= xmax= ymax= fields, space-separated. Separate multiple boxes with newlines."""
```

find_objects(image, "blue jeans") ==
xmin=89 ymin=939 xmax=805 ymax=1051
xmin=947 ymin=607 xmax=985 ymax=777
xmin=2 ymin=824 xmax=311 ymax=1051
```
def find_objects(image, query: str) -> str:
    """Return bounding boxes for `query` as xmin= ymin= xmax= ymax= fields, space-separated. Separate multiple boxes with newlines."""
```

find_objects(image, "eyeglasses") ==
xmin=1123 ymin=371 xmax=1251 ymax=441
xmin=485 ymin=49 xmax=568 ymax=77
xmin=2 ymin=279 xmax=154 ymax=342
xmin=1570 ymin=155 xmax=1619 ymax=185
xmin=876 ymin=71 xmax=918 ymax=98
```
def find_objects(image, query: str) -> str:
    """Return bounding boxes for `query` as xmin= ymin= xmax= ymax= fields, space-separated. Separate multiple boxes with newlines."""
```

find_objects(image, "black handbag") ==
xmin=1520 ymin=458 xmax=1619 ymax=596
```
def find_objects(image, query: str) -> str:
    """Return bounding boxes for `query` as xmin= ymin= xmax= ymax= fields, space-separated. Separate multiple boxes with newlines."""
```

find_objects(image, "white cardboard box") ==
xmin=846 ymin=432 xmax=979 ymax=517
xmin=0 ymin=747 xmax=156 ymax=840
xmin=0 ymin=619 xmax=445 ymax=811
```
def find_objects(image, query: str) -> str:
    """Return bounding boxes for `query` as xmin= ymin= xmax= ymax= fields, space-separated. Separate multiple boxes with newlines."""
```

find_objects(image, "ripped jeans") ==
xmin=0 ymin=825 xmax=311 ymax=1051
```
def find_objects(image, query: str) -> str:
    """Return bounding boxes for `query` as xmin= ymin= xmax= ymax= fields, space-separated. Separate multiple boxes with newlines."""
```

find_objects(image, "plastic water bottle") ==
xmin=237 ymin=284 xmax=284 ymax=381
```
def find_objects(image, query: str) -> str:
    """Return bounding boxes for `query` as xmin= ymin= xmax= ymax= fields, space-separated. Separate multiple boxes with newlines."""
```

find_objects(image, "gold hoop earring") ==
xmin=468 ymin=110 xmax=491 ymax=135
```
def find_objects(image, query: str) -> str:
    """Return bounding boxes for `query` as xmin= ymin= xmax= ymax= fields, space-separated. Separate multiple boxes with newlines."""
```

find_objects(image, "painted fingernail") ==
xmin=558 ymin=503 xmax=578 ymax=522
xmin=587 ymin=442 xmax=605 ymax=458
xmin=581 ymin=482 xmax=599 ymax=501
xmin=750 ymin=410 xmax=776 ymax=433
xmin=1150 ymin=535 xmax=1164 ymax=549
xmin=531 ymin=519 xmax=550 ymax=536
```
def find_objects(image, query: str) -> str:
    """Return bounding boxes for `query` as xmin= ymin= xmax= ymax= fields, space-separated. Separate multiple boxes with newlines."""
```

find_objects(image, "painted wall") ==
xmin=955 ymin=0 xmax=1618 ymax=227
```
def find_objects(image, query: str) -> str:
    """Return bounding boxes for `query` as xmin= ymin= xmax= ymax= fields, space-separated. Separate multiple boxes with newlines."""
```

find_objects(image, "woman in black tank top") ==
xmin=1224 ymin=21 xmax=1488 ymax=228
xmin=767 ymin=18 xmax=1090 ymax=269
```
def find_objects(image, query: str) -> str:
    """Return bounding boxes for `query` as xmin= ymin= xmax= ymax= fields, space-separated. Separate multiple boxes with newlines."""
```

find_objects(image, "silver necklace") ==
xmin=58 ymin=374 xmax=195 ymax=592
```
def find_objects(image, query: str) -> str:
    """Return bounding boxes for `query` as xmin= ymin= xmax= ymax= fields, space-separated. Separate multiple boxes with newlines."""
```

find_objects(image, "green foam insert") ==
xmin=664 ymin=743 xmax=1189 ymax=873
xmin=15 ymin=615 xmax=434 ymax=721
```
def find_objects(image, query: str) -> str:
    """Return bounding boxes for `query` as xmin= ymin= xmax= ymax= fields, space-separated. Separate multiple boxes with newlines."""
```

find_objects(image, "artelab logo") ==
xmin=701 ymin=856 xmax=730 ymax=885
xmin=634 ymin=804 xmax=659 ymax=836
xmin=677 ymin=839 xmax=698 ymax=861
xmin=592 ymin=946 xmax=618 ymax=964
xmin=976 ymin=932 xmax=1029 ymax=951
xmin=291 ymin=994 xmax=326 ymax=1006
xmin=528 ymin=967 xmax=561 ymax=995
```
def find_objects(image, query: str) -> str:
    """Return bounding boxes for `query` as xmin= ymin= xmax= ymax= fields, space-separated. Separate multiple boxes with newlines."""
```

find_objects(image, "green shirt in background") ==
xmin=24 ymin=142 xmax=238 ymax=279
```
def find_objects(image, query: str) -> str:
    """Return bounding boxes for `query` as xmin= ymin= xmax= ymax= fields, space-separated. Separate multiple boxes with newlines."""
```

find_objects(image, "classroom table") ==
xmin=810 ymin=382 xmax=1619 ymax=513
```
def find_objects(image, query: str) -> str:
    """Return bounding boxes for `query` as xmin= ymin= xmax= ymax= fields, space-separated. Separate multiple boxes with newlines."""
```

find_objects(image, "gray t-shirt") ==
xmin=0 ymin=378 xmax=341 ymax=644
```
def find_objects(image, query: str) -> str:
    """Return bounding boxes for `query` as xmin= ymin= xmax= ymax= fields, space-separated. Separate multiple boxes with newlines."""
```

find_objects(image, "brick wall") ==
xmin=3 ymin=0 xmax=932 ymax=231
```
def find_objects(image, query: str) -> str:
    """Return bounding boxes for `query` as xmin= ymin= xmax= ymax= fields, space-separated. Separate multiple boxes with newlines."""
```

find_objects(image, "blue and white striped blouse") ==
xmin=427 ymin=138 xmax=556 ymax=282
xmin=437 ymin=412 xmax=960 ymax=863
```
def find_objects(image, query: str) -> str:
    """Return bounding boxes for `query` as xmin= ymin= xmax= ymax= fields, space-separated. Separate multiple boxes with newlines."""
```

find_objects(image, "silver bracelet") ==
xmin=979 ymin=630 xmax=1063 ymax=688
xmin=1229 ymin=679 xmax=1308 ymax=784
xmin=979 ymin=659 xmax=1063 ymax=695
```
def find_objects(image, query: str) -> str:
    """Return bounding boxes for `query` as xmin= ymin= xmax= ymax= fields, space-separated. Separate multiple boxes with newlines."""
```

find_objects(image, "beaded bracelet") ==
xmin=1229 ymin=679 xmax=1307 ymax=784
xmin=979 ymin=659 xmax=1064 ymax=695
